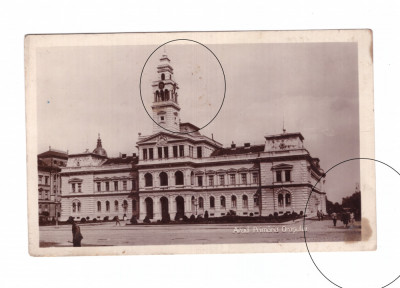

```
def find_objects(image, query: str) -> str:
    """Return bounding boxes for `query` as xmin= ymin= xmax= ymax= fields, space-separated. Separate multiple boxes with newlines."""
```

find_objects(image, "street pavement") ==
xmin=39 ymin=218 xmax=361 ymax=247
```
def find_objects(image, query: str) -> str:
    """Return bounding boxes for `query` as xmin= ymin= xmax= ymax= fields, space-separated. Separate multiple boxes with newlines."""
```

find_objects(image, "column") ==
xmin=169 ymin=195 xmax=176 ymax=219
xmin=184 ymin=195 xmax=192 ymax=217
xmin=139 ymin=196 xmax=146 ymax=220
xmin=153 ymin=196 xmax=161 ymax=220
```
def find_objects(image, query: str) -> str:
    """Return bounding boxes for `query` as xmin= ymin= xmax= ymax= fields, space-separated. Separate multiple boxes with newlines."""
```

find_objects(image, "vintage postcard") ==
xmin=25 ymin=30 xmax=375 ymax=256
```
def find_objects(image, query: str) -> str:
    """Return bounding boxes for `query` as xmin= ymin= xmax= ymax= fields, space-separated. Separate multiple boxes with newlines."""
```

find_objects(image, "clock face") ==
xmin=158 ymin=82 xmax=165 ymax=89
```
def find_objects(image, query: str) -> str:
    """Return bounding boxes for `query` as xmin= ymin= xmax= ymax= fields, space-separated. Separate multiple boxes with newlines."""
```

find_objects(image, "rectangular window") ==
xmin=173 ymin=146 xmax=178 ymax=158
xmin=149 ymin=148 xmax=154 ymax=160
xmin=158 ymin=147 xmax=162 ymax=159
xmin=114 ymin=181 xmax=118 ymax=191
xmin=45 ymin=176 xmax=49 ymax=185
xmin=39 ymin=191 xmax=42 ymax=199
xmin=254 ymin=195 xmax=259 ymax=207
xmin=38 ymin=175 xmax=43 ymax=183
xmin=45 ymin=191 xmax=49 ymax=200
xmin=208 ymin=175 xmax=214 ymax=186
xmin=72 ymin=183 xmax=76 ymax=193
xmin=78 ymin=183 xmax=82 ymax=193
xmin=252 ymin=172 xmax=259 ymax=184
xmin=198 ymin=176 xmax=203 ymax=187
xmin=197 ymin=146 xmax=202 ymax=158
xmin=219 ymin=175 xmax=225 ymax=185
xmin=97 ymin=182 xmax=101 ymax=192
xmin=105 ymin=182 xmax=110 ymax=191
xmin=241 ymin=173 xmax=247 ymax=184
xmin=132 ymin=180 xmax=136 ymax=190
xmin=285 ymin=170 xmax=291 ymax=182
xmin=276 ymin=171 xmax=282 ymax=182
xmin=179 ymin=145 xmax=184 ymax=157
xmin=143 ymin=148 xmax=148 ymax=160
xmin=123 ymin=181 xmax=127 ymax=190
xmin=230 ymin=174 xmax=236 ymax=185
xmin=189 ymin=146 xmax=194 ymax=158
xmin=164 ymin=146 xmax=169 ymax=158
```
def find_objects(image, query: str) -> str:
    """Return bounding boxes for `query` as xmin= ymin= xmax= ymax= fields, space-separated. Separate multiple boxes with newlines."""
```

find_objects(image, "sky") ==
xmin=36 ymin=42 xmax=360 ymax=203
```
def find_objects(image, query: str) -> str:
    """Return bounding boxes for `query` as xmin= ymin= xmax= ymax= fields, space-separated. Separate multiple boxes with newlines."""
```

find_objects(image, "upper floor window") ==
xmin=160 ymin=172 xmax=168 ymax=186
xmin=158 ymin=147 xmax=162 ymax=159
xmin=197 ymin=176 xmax=203 ymax=187
xmin=123 ymin=180 xmax=127 ymax=190
xmin=145 ymin=173 xmax=153 ymax=187
xmin=78 ymin=183 xmax=82 ymax=193
xmin=45 ymin=176 xmax=49 ymax=185
xmin=149 ymin=148 xmax=154 ymax=160
xmin=230 ymin=174 xmax=236 ymax=185
xmin=179 ymin=145 xmax=184 ymax=157
xmin=72 ymin=183 xmax=76 ymax=193
xmin=96 ymin=182 xmax=101 ymax=192
xmin=276 ymin=171 xmax=282 ymax=182
xmin=105 ymin=182 xmax=110 ymax=191
xmin=252 ymin=173 xmax=259 ymax=184
xmin=189 ymin=146 xmax=194 ymax=158
xmin=163 ymin=147 xmax=169 ymax=158
xmin=160 ymin=115 xmax=165 ymax=121
xmin=38 ymin=175 xmax=43 ymax=183
xmin=208 ymin=175 xmax=214 ymax=186
xmin=241 ymin=173 xmax=247 ymax=184
xmin=285 ymin=170 xmax=291 ymax=182
xmin=143 ymin=148 xmax=148 ymax=160
xmin=175 ymin=171 xmax=184 ymax=185
xmin=219 ymin=175 xmax=225 ymax=185
xmin=114 ymin=181 xmax=118 ymax=191
xmin=132 ymin=180 xmax=136 ymax=190
xmin=173 ymin=146 xmax=178 ymax=158
xmin=161 ymin=73 xmax=165 ymax=80
xmin=197 ymin=146 xmax=202 ymax=158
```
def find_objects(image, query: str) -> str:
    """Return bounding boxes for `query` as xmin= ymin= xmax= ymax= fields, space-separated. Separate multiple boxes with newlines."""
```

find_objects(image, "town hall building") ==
xmin=59 ymin=52 xmax=327 ymax=222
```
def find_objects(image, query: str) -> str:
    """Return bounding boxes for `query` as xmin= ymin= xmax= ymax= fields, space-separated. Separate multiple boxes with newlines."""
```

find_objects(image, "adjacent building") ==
xmin=38 ymin=148 xmax=68 ymax=222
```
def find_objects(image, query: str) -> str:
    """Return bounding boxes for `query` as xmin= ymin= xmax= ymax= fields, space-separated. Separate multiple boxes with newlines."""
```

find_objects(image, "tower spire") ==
xmin=282 ymin=111 xmax=286 ymax=133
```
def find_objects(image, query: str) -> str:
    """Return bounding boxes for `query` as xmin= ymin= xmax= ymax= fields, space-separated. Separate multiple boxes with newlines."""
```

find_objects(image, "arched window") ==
xmin=242 ymin=195 xmax=248 ymax=208
xmin=159 ymin=172 xmax=168 ymax=186
xmin=161 ymin=73 xmax=165 ymax=80
xmin=175 ymin=171 xmax=184 ymax=185
xmin=72 ymin=202 xmax=76 ymax=213
xmin=210 ymin=196 xmax=215 ymax=208
xmin=123 ymin=200 xmax=128 ymax=213
xmin=97 ymin=201 xmax=101 ymax=212
xmin=253 ymin=194 xmax=259 ymax=207
xmin=77 ymin=202 xmax=81 ymax=212
xmin=106 ymin=201 xmax=110 ymax=212
xmin=145 ymin=173 xmax=153 ymax=187
xmin=165 ymin=89 xmax=169 ymax=100
xmin=199 ymin=197 xmax=204 ymax=209
xmin=156 ymin=90 xmax=159 ymax=102
xmin=278 ymin=194 xmax=284 ymax=207
xmin=160 ymin=90 xmax=164 ymax=101
xmin=114 ymin=200 xmax=119 ymax=212
xmin=220 ymin=196 xmax=226 ymax=208
xmin=231 ymin=195 xmax=237 ymax=208
xmin=285 ymin=193 xmax=291 ymax=206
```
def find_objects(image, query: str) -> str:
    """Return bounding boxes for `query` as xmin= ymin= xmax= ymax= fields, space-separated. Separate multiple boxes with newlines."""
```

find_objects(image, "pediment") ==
xmin=68 ymin=177 xmax=83 ymax=183
xmin=271 ymin=163 xmax=293 ymax=170
xmin=137 ymin=132 xmax=188 ymax=146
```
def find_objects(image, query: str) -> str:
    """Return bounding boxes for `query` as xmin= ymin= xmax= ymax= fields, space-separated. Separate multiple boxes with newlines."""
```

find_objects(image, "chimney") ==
xmin=132 ymin=153 xmax=137 ymax=157
xmin=231 ymin=141 xmax=236 ymax=149
xmin=244 ymin=143 xmax=251 ymax=149
xmin=122 ymin=153 xmax=127 ymax=159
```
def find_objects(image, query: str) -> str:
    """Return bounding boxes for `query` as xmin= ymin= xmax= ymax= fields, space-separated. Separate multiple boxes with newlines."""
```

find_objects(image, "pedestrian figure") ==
xmin=341 ymin=212 xmax=349 ymax=228
xmin=349 ymin=211 xmax=355 ymax=226
xmin=317 ymin=210 xmax=321 ymax=221
xmin=72 ymin=221 xmax=83 ymax=247
xmin=331 ymin=212 xmax=337 ymax=227
xmin=319 ymin=210 xmax=323 ymax=221
xmin=115 ymin=216 xmax=121 ymax=226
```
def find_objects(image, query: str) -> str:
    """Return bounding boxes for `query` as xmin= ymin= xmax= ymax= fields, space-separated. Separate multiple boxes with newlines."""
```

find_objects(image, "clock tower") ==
xmin=151 ymin=53 xmax=180 ymax=133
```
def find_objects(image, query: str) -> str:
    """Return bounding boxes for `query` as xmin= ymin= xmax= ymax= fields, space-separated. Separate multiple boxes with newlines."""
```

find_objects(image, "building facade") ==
xmin=59 ymin=53 xmax=327 ymax=223
xmin=38 ymin=148 xmax=68 ymax=222
xmin=59 ymin=136 xmax=139 ymax=222
xmin=135 ymin=53 xmax=327 ymax=221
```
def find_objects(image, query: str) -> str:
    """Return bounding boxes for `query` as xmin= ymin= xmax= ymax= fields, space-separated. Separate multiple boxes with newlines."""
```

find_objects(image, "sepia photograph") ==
xmin=25 ymin=30 xmax=375 ymax=256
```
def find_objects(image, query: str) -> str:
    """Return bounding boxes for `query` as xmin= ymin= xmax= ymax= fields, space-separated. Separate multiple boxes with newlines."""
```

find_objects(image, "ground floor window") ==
xmin=210 ymin=196 xmax=215 ymax=208
xmin=220 ymin=196 xmax=226 ymax=208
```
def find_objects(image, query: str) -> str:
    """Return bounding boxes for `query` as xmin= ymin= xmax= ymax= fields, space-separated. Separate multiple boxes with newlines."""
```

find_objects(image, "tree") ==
xmin=342 ymin=191 xmax=361 ymax=220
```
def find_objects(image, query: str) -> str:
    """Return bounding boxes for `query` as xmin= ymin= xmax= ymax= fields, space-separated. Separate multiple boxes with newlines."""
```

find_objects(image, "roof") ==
xmin=103 ymin=156 xmax=138 ymax=166
xmin=210 ymin=144 xmax=265 ymax=157
xmin=264 ymin=132 xmax=304 ymax=141
xmin=38 ymin=150 xmax=68 ymax=160
xmin=179 ymin=122 xmax=201 ymax=135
